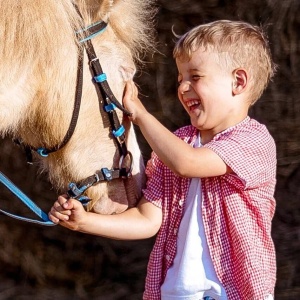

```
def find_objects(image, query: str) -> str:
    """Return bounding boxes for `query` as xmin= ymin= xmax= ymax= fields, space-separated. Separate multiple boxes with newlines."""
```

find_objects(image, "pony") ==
xmin=0 ymin=0 xmax=157 ymax=215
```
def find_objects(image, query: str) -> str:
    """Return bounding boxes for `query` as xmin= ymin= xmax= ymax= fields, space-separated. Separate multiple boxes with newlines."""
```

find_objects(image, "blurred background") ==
xmin=0 ymin=0 xmax=299 ymax=299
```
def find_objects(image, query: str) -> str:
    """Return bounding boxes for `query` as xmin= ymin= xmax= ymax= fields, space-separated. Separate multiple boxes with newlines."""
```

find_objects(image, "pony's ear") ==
xmin=78 ymin=0 xmax=114 ymax=22
xmin=119 ymin=65 xmax=136 ymax=81
xmin=98 ymin=0 xmax=114 ymax=21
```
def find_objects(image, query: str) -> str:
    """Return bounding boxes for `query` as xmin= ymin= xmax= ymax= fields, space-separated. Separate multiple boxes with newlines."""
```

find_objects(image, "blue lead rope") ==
xmin=0 ymin=171 xmax=56 ymax=226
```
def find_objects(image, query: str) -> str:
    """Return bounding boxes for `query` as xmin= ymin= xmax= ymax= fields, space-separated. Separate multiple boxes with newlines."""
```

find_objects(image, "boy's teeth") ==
xmin=187 ymin=100 xmax=200 ymax=107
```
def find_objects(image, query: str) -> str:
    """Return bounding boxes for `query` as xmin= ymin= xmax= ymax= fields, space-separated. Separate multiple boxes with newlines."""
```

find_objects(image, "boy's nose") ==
xmin=178 ymin=81 xmax=191 ymax=94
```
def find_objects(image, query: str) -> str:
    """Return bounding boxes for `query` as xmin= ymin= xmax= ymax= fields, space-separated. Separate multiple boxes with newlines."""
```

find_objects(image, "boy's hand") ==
xmin=123 ymin=80 xmax=148 ymax=124
xmin=48 ymin=195 xmax=87 ymax=231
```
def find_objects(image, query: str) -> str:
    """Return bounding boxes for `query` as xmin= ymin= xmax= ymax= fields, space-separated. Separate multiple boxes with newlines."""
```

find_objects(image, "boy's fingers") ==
xmin=57 ymin=195 xmax=68 ymax=205
xmin=124 ymin=82 xmax=133 ymax=103
xmin=48 ymin=211 xmax=65 ymax=224
xmin=53 ymin=200 xmax=68 ymax=213
xmin=51 ymin=201 xmax=72 ymax=219
xmin=50 ymin=206 xmax=68 ymax=217
xmin=131 ymin=81 xmax=138 ymax=97
xmin=62 ymin=198 xmax=79 ymax=210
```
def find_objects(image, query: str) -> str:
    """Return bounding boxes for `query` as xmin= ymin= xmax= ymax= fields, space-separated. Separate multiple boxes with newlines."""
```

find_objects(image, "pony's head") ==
xmin=0 ymin=0 xmax=157 ymax=214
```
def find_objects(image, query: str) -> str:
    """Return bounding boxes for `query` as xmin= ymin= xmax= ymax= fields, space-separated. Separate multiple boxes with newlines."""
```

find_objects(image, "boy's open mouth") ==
xmin=186 ymin=99 xmax=201 ymax=111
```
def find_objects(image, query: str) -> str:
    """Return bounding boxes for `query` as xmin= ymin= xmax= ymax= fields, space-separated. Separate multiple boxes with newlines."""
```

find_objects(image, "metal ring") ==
xmin=119 ymin=151 xmax=133 ymax=177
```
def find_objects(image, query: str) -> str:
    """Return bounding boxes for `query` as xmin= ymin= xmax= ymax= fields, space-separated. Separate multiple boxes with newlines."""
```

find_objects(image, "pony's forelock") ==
xmin=110 ymin=0 xmax=158 ymax=62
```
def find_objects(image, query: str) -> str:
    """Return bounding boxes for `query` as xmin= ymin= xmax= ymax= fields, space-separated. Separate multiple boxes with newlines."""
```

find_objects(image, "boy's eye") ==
xmin=192 ymin=75 xmax=201 ymax=80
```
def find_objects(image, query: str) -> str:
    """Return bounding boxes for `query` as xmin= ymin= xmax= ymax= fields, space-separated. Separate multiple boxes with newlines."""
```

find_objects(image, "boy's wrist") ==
xmin=134 ymin=110 xmax=151 ymax=126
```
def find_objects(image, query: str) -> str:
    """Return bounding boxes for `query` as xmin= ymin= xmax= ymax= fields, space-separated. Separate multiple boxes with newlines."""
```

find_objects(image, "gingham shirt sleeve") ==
xmin=204 ymin=118 xmax=276 ymax=189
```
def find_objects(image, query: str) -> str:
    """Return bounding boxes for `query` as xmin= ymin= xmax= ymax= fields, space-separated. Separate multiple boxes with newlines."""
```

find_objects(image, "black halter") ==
xmin=16 ymin=17 xmax=133 ymax=204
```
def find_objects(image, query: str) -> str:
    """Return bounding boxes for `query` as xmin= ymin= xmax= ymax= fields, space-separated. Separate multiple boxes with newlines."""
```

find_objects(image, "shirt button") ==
xmin=165 ymin=255 xmax=170 ymax=261
xmin=174 ymin=228 xmax=178 ymax=235
xmin=179 ymin=199 xmax=184 ymax=207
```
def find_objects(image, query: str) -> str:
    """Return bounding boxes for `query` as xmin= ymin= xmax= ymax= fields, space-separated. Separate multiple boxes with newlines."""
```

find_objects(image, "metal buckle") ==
xmin=101 ymin=168 xmax=113 ymax=181
xmin=67 ymin=182 xmax=86 ymax=198
xmin=89 ymin=57 xmax=99 ymax=67
xmin=67 ymin=182 xmax=91 ymax=206
xmin=94 ymin=173 xmax=100 ymax=183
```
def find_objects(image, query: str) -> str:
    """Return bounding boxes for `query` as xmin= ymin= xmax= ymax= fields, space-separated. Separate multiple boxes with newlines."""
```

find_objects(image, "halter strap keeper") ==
xmin=113 ymin=125 xmax=125 ymax=138
xmin=94 ymin=73 xmax=107 ymax=83
xmin=37 ymin=147 xmax=49 ymax=157
xmin=104 ymin=103 xmax=117 ymax=112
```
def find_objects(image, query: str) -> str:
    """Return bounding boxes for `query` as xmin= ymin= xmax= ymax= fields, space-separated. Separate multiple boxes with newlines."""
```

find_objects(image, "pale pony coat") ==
xmin=0 ymin=0 xmax=156 ymax=214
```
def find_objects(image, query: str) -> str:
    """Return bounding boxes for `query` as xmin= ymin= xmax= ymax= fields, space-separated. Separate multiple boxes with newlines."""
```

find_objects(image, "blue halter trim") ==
xmin=77 ymin=21 xmax=107 ymax=43
xmin=0 ymin=171 xmax=56 ymax=226
xmin=104 ymin=103 xmax=117 ymax=112
xmin=113 ymin=125 xmax=125 ymax=138
xmin=94 ymin=73 xmax=107 ymax=83
xmin=37 ymin=147 xmax=49 ymax=157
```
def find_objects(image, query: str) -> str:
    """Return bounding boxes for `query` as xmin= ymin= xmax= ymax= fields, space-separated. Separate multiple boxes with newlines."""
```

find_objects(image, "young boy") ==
xmin=49 ymin=20 xmax=277 ymax=300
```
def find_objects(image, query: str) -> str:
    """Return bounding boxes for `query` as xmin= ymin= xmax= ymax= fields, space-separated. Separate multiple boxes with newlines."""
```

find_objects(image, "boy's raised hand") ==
xmin=123 ymin=80 xmax=148 ymax=124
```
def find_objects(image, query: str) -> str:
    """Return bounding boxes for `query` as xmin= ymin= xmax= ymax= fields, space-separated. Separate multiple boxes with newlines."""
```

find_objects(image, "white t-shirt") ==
xmin=161 ymin=137 xmax=227 ymax=300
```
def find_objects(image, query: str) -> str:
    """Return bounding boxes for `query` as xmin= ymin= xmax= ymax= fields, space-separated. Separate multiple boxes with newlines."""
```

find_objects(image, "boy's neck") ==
xmin=199 ymin=115 xmax=249 ymax=144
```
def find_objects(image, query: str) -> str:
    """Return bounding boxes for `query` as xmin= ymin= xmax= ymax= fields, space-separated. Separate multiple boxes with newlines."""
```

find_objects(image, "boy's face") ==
xmin=176 ymin=48 xmax=246 ymax=137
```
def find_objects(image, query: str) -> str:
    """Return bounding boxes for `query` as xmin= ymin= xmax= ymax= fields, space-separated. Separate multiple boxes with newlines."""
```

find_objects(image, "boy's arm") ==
xmin=123 ymin=81 xmax=229 ymax=178
xmin=135 ymin=113 xmax=229 ymax=178
xmin=49 ymin=196 xmax=162 ymax=240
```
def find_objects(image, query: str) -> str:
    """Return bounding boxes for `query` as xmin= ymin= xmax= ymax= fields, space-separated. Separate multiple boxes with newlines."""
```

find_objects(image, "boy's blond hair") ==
xmin=173 ymin=20 xmax=276 ymax=104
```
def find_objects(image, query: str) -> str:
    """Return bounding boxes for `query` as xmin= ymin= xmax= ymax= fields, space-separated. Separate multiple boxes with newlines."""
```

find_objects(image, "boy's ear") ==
xmin=232 ymin=68 xmax=247 ymax=95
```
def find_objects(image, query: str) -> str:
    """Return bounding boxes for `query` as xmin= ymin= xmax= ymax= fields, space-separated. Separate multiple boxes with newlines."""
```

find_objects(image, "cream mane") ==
xmin=77 ymin=0 xmax=157 ymax=61
xmin=0 ymin=0 xmax=156 ymax=75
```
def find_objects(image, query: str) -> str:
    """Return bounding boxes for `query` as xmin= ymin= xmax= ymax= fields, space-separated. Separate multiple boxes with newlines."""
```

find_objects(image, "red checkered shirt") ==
xmin=143 ymin=117 xmax=276 ymax=300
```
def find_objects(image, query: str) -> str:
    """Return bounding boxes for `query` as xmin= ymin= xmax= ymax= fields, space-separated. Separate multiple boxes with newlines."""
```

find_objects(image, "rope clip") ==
xmin=67 ymin=182 xmax=91 ymax=205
